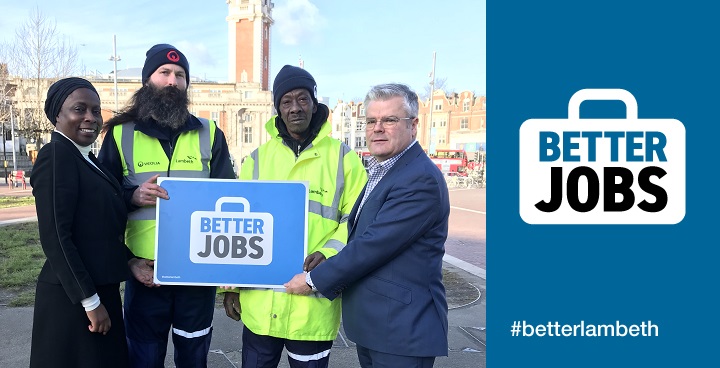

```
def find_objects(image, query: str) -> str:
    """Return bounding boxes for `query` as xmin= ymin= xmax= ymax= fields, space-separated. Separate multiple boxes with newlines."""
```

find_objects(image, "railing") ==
xmin=445 ymin=172 xmax=485 ymax=189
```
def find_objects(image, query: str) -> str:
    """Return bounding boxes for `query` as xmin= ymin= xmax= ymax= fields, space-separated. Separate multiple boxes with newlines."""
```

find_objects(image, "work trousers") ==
xmin=241 ymin=326 xmax=334 ymax=368
xmin=124 ymin=277 xmax=216 ymax=368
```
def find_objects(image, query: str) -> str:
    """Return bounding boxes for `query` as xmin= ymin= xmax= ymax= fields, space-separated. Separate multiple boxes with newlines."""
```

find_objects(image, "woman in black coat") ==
xmin=29 ymin=78 xmax=133 ymax=367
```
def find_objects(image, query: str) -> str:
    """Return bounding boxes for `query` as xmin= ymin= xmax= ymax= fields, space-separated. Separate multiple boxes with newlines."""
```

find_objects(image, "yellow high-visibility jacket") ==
xmin=112 ymin=119 xmax=215 ymax=259
xmin=237 ymin=115 xmax=367 ymax=341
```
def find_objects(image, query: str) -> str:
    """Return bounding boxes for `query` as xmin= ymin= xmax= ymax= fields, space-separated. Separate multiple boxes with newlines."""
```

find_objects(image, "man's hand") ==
xmin=129 ymin=258 xmax=159 ymax=288
xmin=284 ymin=273 xmax=312 ymax=295
xmin=87 ymin=304 xmax=111 ymax=335
xmin=223 ymin=292 xmax=241 ymax=321
xmin=131 ymin=174 xmax=169 ymax=207
xmin=303 ymin=251 xmax=326 ymax=272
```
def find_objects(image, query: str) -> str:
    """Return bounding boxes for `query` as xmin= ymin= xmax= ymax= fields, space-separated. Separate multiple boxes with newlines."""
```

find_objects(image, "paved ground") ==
xmin=0 ymin=184 xmax=487 ymax=367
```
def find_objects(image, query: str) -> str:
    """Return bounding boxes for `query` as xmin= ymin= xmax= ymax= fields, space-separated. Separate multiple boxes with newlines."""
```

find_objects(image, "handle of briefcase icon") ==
xmin=215 ymin=196 xmax=251 ymax=212
xmin=568 ymin=89 xmax=637 ymax=120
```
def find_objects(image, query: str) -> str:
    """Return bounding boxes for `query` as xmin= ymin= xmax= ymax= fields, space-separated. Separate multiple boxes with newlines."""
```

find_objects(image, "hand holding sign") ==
xmin=129 ymin=258 xmax=159 ymax=288
xmin=303 ymin=251 xmax=326 ymax=272
xmin=131 ymin=174 xmax=169 ymax=207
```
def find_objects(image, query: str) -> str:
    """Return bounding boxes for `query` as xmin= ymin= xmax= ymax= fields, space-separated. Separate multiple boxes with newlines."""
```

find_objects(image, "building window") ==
xmin=434 ymin=103 xmax=442 ymax=111
xmin=440 ymin=120 xmax=447 ymax=127
xmin=245 ymin=91 xmax=253 ymax=99
xmin=355 ymin=137 xmax=364 ymax=147
xmin=110 ymin=88 xmax=128 ymax=96
xmin=211 ymin=112 xmax=219 ymax=121
xmin=209 ymin=89 xmax=222 ymax=98
xmin=463 ymin=100 xmax=470 ymax=112
xmin=461 ymin=117 xmax=469 ymax=129
xmin=243 ymin=126 xmax=253 ymax=144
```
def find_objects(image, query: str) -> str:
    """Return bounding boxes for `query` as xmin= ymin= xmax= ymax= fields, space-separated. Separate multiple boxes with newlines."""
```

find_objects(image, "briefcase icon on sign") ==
xmin=519 ymin=89 xmax=685 ymax=225
xmin=189 ymin=197 xmax=274 ymax=265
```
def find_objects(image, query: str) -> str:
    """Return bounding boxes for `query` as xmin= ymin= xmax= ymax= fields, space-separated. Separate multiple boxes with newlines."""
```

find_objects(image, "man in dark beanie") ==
xmin=141 ymin=44 xmax=190 ymax=86
xmin=98 ymin=43 xmax=235 ymax=368
xmin=219 ymin=65 xmax=367 ymax=368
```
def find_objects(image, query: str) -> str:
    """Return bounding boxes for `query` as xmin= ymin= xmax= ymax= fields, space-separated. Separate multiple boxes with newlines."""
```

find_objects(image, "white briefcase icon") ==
xmin=519 ymin=89 xmax=686 ymax=225
xmin=189 ymin=197 xmax=274 ymax=264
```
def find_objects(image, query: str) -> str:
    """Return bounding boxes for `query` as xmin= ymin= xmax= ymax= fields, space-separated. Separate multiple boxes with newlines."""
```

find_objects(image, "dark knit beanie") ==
xmin=44 ymin=77 xmax=99 ymax=126
xmin=273 ymin=65 xmax=318 ymax=111
xmin=141 ymin=44 xmax=190 ymax=85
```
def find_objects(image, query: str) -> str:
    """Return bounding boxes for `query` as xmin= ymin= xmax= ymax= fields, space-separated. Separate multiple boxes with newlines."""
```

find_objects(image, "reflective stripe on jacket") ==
xmin=113 ymin=119 xmax=216 ymax=259
xmin=237 ymin=116 xmax=367 ymax=341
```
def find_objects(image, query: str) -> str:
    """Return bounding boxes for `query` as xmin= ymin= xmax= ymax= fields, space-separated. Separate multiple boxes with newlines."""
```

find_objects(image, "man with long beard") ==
xmin=98 ymin=43 xmax=235 ymax=368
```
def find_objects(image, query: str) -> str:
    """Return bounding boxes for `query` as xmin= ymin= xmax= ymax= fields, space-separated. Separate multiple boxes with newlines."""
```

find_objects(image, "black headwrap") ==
xmin=44 ymin=77 xmax=99 ymax=126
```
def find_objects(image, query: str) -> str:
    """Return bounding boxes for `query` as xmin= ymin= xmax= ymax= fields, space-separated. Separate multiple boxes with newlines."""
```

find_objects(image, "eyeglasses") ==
xmin=363 ymin=117 xmax=414 ymax=130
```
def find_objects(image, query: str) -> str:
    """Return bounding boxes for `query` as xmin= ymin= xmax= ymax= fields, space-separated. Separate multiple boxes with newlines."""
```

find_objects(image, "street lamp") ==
xmin=2 ymin=115 xmax=6 ymax=184
xmin=109 ymin=35 xmax=121 ymax=114
xmin=3 ymin=98 xmax=17 ymax=171
xmin=428 ymin=51 xmax=436 ymax=154
xmin=237 ymin=108 xmax=246 ymax=162
xmin=10 ymin=102 xmax=16 ymax=171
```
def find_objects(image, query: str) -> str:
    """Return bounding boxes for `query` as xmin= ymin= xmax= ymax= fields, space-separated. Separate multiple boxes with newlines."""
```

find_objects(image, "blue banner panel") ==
xmin=489 ymin=1 xmax=719 ymax=366
xmin=154 ymin=178 xmax=308 ymax=287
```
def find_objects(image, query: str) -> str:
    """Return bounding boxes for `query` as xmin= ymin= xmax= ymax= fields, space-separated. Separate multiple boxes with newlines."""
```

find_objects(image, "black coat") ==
xmin=31 ymin=132 xmax=132 ymax=303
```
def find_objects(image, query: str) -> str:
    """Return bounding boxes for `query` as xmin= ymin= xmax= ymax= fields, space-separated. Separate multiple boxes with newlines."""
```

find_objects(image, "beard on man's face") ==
xmin=136 ymin=84 xmax=190 ymax=130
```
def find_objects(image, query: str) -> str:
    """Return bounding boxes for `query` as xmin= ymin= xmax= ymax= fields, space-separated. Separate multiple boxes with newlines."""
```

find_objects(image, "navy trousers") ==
xmin=241 ymin=326 xmax=334 ymax=368
xmin=124 ymin=277 xmax=216 ymax=368
xmin=356 ymin=344 xmax=436 ymax=368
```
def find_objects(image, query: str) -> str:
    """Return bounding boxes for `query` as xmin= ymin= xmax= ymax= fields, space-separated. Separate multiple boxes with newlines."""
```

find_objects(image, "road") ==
xmin=446 ymin=187 xmax=486 ymax=270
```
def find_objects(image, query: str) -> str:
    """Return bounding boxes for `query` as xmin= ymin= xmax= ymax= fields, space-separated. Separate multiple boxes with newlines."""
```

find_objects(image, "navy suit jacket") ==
xmin=311 ymin=142 xmax=450 ymax=357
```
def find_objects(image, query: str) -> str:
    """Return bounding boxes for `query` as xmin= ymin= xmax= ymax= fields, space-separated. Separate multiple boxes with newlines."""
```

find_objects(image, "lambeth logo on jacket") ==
xmin=175 ymin=155 xmax=197 ymax=165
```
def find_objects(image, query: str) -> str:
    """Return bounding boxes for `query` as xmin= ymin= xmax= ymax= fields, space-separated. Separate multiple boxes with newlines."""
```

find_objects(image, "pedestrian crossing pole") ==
xmin=428 ymin=51 xmax=436 ymax=154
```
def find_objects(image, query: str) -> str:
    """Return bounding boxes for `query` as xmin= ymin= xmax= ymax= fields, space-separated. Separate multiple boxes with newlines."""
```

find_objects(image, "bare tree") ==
xmin=0 ymin=49 xmax=14 ymax=124
xmin=421 ymin=77 xmax=450 ymax=100
xmin=6 ymin=6 xmax=80 ymax=146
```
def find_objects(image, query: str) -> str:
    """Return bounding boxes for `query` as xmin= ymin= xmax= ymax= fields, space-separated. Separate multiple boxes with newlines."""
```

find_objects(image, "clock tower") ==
xmin=226 ymin=0 xmax=273 ymax=89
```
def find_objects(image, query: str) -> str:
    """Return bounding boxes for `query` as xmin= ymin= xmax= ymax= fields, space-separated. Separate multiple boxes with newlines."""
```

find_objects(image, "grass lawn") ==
xmin=1 ymin=221 xmax=478 ymax=308
xmin=0 ymin=196 xmax=35 ymax=209
xmin=0 ymin=222 xmax=43 ymax=306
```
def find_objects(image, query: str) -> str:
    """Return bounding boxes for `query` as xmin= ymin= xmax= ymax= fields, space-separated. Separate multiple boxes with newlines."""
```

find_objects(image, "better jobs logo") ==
xmin=519 ymin=89 xmax=685 ymax=224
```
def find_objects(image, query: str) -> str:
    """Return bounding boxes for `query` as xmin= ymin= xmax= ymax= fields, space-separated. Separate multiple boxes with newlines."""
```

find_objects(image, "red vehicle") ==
xmin=357 ymin=151 xmax=373 ymax=169
xmin=428 ymin=149 xmax=469 ymax=175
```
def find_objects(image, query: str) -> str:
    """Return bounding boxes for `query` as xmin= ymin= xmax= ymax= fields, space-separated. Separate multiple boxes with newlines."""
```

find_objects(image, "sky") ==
xmin=0 ymin=0 xmax=486 ymax=104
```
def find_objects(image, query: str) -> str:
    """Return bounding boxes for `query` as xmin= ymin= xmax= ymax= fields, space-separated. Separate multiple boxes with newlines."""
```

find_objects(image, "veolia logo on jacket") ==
xmin=138 ymin=161 xmax=162 ymax=168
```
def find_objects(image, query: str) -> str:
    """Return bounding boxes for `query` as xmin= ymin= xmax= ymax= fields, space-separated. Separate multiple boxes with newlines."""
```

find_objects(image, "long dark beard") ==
xmin=135 ymin=85 xmax=190 ymax=129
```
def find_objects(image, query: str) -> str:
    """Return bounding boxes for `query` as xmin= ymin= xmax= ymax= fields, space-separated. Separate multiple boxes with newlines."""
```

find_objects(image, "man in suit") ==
xmin=285 ymin=83 xmax=450 ymax=368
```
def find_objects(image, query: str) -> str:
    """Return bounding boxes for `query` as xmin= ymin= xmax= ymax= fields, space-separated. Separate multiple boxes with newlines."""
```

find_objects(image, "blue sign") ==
xmin=154 ymin=178 xmax=308 ymax=287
